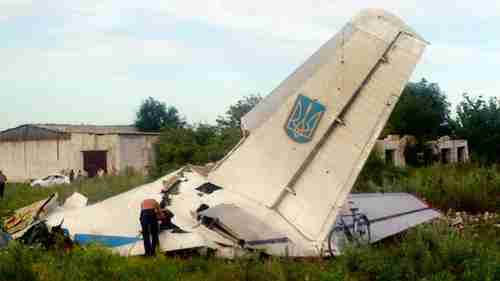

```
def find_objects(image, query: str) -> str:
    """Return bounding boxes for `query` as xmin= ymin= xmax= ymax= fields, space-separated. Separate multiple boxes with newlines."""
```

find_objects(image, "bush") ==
xmin=0 ymin=221 xmax=499 ymax=281
xmin=354 ymin=163 xmax=500 ymax=213
xmin=337 ymin=223 xmax=500 ymax=281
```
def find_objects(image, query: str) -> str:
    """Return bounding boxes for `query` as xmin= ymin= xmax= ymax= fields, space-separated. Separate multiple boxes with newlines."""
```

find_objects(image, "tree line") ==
xmin=135 ymin=95 xmax=262 ymax=176
xmin=135 ymin=80 xmax=500 ymax=175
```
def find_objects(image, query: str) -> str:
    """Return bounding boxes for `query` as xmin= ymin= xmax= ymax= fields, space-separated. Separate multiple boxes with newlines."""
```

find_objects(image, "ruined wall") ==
xmin=374 ymin=135 xmax=416 ymax=168
xmin=427 ymin=137 xmax=469 ymax=164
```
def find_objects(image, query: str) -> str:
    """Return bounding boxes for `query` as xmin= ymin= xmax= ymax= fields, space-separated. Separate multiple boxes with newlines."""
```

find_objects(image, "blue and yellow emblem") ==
xmin=285 ymin=94 xmax=326 ymax=143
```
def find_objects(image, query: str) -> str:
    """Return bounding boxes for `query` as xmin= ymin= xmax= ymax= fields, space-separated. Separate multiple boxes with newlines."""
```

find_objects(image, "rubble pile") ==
xmin=445 ymin=209 xmax=500 ymax=230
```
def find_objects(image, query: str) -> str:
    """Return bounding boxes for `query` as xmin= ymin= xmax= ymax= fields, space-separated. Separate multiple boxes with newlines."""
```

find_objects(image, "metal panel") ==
xmin=209 ymin=9 xmax=427 ymax=243
xmin=200 ymin=204 xmax=286 ymax=244
xmin=210 ymin=26 xmax=393 ymax=208
xmin=278 ymin=33 xmax=426 ymax=241
xmin=333 ymin=193 xmax=441 ymax=243
xmin=240 ymin=23 xmax=355 ymax=133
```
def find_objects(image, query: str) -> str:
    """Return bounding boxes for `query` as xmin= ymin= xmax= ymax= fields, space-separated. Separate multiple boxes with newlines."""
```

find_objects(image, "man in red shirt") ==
xmin=140 ymin=199 xmax=165 ymax=256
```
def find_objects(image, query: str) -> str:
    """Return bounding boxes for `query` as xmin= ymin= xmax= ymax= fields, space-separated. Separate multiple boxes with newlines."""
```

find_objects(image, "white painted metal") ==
xmin=62 ymin=192 xmax=88 ymax=210
xmin=38 ymin=9 xmax=435 ymax=258
xmin=209 ymin=9 xmax=427 ymax=244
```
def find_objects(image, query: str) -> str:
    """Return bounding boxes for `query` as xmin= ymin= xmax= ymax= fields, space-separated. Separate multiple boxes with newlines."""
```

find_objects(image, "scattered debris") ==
xmin=4 ymin=193 xmax=58 ymax=239
xmin=195 ymin=183 xmax=222 ymax=195
xmin=162 ymin=176 xmax=181 ymax=194
xmin=19 ymin=220 xmax=73 ymax=251
xmin=1 ymin=9 xmax=437 ymax=258
xmin=62 ymin=192 xmax=88 ymax=210
xmin=445 ymin=209 xmax=499 ymax=231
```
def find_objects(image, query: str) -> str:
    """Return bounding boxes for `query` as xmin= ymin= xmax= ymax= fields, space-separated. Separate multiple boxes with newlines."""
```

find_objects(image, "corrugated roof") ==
xmin=0 ymin=125 xmax=70 ymax=142
xmin=32 ymin=124 xmax=159 ymax=135
xmin=0 ymin=124 xmax=159 ymax=142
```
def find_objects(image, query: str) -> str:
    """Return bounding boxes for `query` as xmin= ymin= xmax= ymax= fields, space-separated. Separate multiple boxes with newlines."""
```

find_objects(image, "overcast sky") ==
xmin=1 ymin=1 xmax=499 ymax=130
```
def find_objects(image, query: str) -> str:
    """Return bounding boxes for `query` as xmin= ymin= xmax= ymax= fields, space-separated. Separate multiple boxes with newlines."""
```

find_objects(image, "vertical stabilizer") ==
xmin=209 ymin=9 xmax=427 ymax=242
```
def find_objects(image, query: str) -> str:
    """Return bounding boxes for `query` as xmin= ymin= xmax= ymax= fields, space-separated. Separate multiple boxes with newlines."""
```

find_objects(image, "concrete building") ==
xmin=375 ymin=135 xmax=469 ymax=167
xmin=427 ymin=136 xmax=469 ymax=164
xmin=0 ymin=124 xmax=159 ymax=182
xmin=374 ymin=135 xmax=416 ymax=167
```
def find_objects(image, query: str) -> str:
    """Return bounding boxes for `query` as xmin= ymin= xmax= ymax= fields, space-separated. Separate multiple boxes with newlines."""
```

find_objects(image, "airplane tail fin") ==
xmin=210 ymin=9 xmax=427 ymax=242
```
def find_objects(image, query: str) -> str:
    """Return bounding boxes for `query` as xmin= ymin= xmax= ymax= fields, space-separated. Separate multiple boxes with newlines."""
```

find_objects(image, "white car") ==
xmin=30 ymin=174 xmax=70 ymax=188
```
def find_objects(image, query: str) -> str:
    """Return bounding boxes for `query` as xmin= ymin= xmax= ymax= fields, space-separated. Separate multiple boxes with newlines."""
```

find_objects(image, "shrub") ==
xmin=354 ymin=163 xmax=500 ymax=213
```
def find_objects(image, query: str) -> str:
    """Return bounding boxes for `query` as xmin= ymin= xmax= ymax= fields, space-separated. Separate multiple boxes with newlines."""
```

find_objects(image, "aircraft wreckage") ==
xmin=2 ymin=9 xmax=441 ymax=257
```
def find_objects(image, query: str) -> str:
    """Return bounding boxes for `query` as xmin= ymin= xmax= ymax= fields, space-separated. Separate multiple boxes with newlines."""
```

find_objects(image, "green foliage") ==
xmin=216 ymin=94 xmax=262 ymax=129
xmin=155 ymin=127 xmax=199 ymax=174
xmin=0 ymin=242 xmax=40 ymax=281
xmin=153 ymin=95 xmax=261 ymax=177
xmin=2 ymin=163 xmax=500 ymax=281
xmin=337 ymin=223 xmax=500 ymax=281
xmin=387 ymin=79 xmax=451 ymax=141
xmin=453 ymin=94 xmax=500 ymax=164
xmin=135 ymin=97 xmax=185 ymax=132
xmin=355 ymin=163 xmax=500 ymax=213
xmin=153 ymin=125 xmax=241 ymax=176
xmin=353 ymin=152 xmax=408 ymax=192
xmin=1 ymin=221 xmax=499 ymax=281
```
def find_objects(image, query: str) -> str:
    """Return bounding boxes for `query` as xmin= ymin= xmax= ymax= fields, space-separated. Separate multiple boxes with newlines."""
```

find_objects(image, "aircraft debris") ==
xmin=2 ymin=9 xmax=440 ymax=258
xmin=62 ymin=192 xmax=88 ymax=210
xmin=4 ymin=193 xmax=59 ymax=239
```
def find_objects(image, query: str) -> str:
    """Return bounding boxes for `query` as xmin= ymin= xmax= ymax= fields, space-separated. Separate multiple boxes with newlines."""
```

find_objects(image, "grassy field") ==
xmin=1 ymin=165 xmax=500 ymax=281
xmin=0 ymin=174 xmax=148 ymax=222
xmin=354 ymin=157 xmax=500 ymax=213
xmin=1 ymin=221 xmax=499 ymax=281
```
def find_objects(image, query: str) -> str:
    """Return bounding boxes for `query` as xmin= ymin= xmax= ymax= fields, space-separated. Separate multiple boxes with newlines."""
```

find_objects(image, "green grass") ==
xmin=1 ymin=164 xmax=500 ymax=281
xmin=354 ymin=156 xmax=500 ymax=213
xmin=0 ymin=174 xmax=148 ymax=221
xmin=0 ymin=221 xmax=499 ymax=281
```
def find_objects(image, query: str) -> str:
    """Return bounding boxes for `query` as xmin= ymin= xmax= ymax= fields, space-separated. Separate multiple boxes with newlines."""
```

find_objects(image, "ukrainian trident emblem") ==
xmin=285 ymin=94 xmax=326 ymax=143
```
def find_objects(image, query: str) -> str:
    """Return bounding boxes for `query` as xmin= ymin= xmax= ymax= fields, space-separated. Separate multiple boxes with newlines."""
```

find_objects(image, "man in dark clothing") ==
xmin=69 ymin=169 xmax=75 ymax=182
xmin=140 ymin=199 xmax=165 ymax=256
xmin=0 ymin=171 xmax=6 ymax=199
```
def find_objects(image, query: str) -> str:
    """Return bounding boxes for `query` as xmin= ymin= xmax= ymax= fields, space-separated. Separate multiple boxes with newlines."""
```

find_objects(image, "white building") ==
xmin=0 ymin=124 xmax=159 ymax=182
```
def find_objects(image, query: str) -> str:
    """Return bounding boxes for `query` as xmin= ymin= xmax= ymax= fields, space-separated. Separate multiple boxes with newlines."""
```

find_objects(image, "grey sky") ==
xmin=1 ymin=1 xmax=499 ymax=130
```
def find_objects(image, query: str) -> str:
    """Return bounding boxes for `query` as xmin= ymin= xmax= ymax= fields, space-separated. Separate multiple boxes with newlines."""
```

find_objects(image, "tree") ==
xmin=153 ymin=124 xmax=240 ymax=176
xmin=155 ymin=127 xmax=199 ymax=173
xmin=387 ymin=79 xmax=451 ymax=141
xmin=152 ymin=94 xmax=263 ymax=176
xmin=216 ymin=94 xmax=262 ymax=129
xmin=453 ymin=94 xmax=500 ymax=163
xmin=135 ymin=97 xmax=185 ymax=132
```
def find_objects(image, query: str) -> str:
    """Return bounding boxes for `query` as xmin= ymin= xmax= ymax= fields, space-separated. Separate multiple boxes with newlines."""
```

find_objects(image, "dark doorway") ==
xmin=441 ymin=148 xmax=451 ymax=164
xmin=457 ymin=147 xmax=465 ymax=163
xmin=385 ymin=149 xmax=395 ymax=165
xmin=83 ymin=150 xmax=107 ymax=177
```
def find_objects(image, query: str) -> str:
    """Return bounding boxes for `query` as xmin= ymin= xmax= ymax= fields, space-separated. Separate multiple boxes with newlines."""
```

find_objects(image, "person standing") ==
xmin=140 ymin=199 xmax=165 ymax=256
xmin=0 ymin=170 xmax=7 ymax=199
xmin=69 ymin=169 xmax=75 ymax=182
